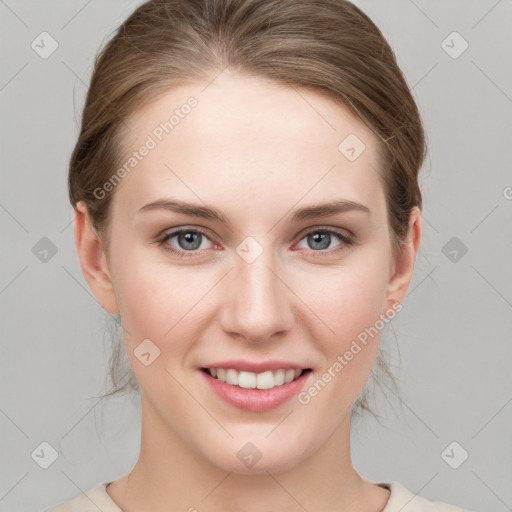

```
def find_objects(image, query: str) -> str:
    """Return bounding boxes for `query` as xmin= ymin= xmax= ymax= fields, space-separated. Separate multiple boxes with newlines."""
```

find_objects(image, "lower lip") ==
xmin=199 ymin=369 xmax=311 ymax=412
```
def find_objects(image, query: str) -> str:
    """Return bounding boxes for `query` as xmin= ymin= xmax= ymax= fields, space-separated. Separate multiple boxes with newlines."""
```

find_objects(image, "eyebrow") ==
xmin=138 ymin=198 xmax=371 ymax=225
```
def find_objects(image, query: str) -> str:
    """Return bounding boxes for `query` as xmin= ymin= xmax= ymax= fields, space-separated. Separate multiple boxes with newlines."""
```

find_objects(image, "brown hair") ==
xmin=70 ymin=0 xmax=426 ymax=413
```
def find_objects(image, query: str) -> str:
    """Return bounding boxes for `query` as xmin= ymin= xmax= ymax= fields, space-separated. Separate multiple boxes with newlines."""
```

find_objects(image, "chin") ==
xmin=202 ymin=439 xmax=308 ymax=476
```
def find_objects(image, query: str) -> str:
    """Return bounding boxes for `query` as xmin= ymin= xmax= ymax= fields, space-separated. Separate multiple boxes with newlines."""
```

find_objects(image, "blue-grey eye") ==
xmin=161 ymin=229 xmax=214 ymax=253
xmin=297 ymin=230 xmax=343 ymax=251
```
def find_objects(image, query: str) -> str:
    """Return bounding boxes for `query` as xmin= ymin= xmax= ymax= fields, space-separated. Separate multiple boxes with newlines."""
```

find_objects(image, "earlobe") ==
xmin=74 ymin=201 xmax=119 ymax=315
xmin=384 ymin=207 xmax=422 ymax=313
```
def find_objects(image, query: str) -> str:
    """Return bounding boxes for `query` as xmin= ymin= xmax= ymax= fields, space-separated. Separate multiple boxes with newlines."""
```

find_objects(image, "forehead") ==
xmin=112 ymin=72 xmax=386 ymax=220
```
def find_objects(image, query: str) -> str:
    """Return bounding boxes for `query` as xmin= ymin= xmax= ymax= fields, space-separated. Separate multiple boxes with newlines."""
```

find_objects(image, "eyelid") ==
xmin=159 ymin=225 xmax=214 ymax=238
xmin=295 ymin=224 xmax=354 ymax=241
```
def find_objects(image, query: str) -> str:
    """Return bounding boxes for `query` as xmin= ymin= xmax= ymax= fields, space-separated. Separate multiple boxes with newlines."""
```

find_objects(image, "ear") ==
xmin=384 ymin=206 xmax=422 ymax=312
xmin=74 ymin=201 xmax=119 ymax=315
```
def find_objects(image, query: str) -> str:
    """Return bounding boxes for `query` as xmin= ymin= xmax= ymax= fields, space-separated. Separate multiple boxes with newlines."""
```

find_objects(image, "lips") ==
xmin=197 ymin=359 xmax=312 ymax=411
xmin=199 ymin=366 xmax=312 ymax=412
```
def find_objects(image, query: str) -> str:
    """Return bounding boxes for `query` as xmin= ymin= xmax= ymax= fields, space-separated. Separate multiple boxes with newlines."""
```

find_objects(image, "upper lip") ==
xmin=200 ymin=360 xmax=311 ymax=373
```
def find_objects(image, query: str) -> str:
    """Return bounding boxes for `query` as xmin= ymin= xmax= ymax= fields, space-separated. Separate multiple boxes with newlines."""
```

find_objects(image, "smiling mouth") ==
xmin=201 ymin=367 xmax=312 ymax=390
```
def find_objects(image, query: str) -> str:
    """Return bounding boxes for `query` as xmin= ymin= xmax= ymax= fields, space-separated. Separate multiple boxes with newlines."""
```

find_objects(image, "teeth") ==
xmin=238 ymin=371 xmax=256 ymax=388
xmin=207 ymin=367 xmax=305 ymax=389
xmin=226 ymin=369 xmax=239 ymax=386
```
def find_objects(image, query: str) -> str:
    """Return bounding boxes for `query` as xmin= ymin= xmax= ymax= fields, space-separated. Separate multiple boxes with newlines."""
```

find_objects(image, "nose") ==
xmin=218 ymin=251 xmax=295 ymax=343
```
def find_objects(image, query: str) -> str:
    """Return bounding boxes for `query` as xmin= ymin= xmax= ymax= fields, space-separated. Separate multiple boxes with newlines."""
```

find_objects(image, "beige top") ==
xmin=44 ymin=481 xmax=473 ymax=511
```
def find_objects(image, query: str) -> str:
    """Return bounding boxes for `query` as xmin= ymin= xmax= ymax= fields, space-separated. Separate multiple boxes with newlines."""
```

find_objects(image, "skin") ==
xmin=75 ymin=71 xmax=421 ymax=512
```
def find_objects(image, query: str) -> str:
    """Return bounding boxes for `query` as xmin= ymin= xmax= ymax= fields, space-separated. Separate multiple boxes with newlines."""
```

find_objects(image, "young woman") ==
xmin=46 ymin=0 xmax=473 ymax=510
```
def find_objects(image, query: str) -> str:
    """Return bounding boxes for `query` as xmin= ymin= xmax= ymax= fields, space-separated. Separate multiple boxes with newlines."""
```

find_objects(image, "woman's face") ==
xmin=81 ymin=72 xmax=419 ymax=474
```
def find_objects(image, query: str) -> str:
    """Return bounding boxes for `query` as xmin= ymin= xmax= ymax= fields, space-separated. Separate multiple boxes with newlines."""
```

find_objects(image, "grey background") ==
xmin=1 ymin=1 xmax=511 ymax=511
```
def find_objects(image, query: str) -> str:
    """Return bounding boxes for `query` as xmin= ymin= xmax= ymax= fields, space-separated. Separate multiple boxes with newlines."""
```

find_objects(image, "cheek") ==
xmin=110 ymin=255 xmax=204 ymax=394
xmin=300 ymin=250 xmax=391 ymax=390
xmin=114 ymin=267 xmax=169 ymax=339
xmin=111 ymin=246 xmax=218 ymax=349
xmin=295 ymin=262 xmax=390 ymax=418
xmin=305 ymin=258 xmax=390 ymax=341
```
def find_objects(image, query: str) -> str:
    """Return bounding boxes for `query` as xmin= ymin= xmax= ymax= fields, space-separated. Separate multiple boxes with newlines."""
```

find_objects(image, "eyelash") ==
xmin=155 ymin=226 xmax=355 ymax=259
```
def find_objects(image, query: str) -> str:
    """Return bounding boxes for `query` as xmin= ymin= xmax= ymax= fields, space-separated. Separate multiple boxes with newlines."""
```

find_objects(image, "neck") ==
xmin=107 ymin=397 xmax=390 ymax=512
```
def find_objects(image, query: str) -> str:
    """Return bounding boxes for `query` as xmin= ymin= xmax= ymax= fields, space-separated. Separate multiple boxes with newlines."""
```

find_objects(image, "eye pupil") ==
xmin=308 ymin=232 xmax=331 ymax=250
xmin=179 ymin=232 xmax=201 ymax=250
